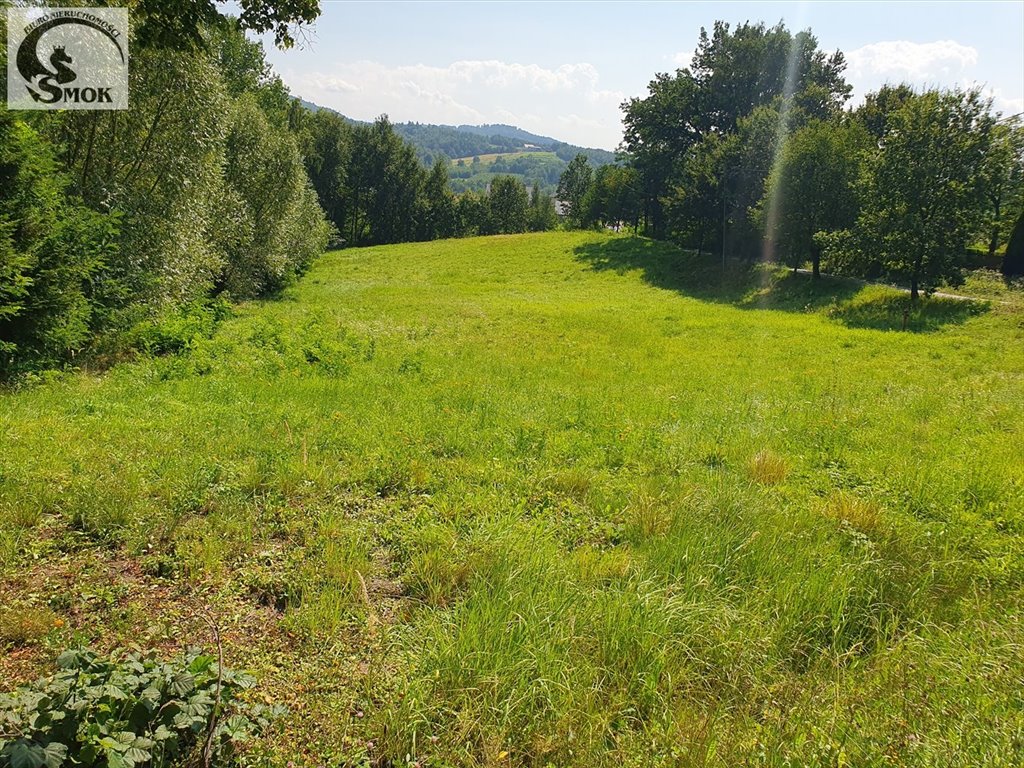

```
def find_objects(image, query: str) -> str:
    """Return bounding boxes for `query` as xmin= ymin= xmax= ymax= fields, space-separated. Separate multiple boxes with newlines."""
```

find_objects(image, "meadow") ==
xmin=449 ymin=151 xmax=557 ymax=165
xmin=1 ymin=231 xmax=1022 ymax=767
xmin=448 ymin=151 xmax=564 ymax=195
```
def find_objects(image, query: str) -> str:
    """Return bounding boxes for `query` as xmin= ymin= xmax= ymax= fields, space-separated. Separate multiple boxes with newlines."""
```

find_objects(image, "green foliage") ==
xmin=528 ymin=184 xmax=558 ymax=232
xmin=344 ymin=116 xmax=426 ymax=245
xmin=126 ymin=297 xmax=232 ymax=356
xmin=583 ymin=164 xmax=641 ymax=229
xmin=57 ymin=46 xmax=231 ymax=308
xmin=206 ymin=19 xmax=292 ymax=124
xmin=758 ymin=118 xmax=869 ymax=274
xmin=0 ymin=648 xmax=283 ymax=768
xmin=421 ymin=159 xmax=459 ymax=240
xmin=0 ymin=115 xmax=120 ymax=375
xmin=854 ymin=83 xmax=917 ymax=140
xmin=3 ymin=17 xmax=332 ymax=376
xmin=621 ymin=20 xmax=853 ymax=242
xmin=979 ymin=118 xmax=1024 ymax=259
xmin=455 ymin=190 xmax=488 ymax=236
xmin=133 ymin=0 xmax=320 ymax=50
xmin=447 ymin=151 xmax=570 ymax=196
xmin=222 ymin=95 xmax=330 ymax=296
xmin=556 ymin=153 xmax=593 ymax=227
xmin=1005 ymin=211 xmax=1024 ymax=276
xmin=833 ymin=89 xmax=995 ymax=297
xmin=295 ymin=108 xmax=351 ymax=243
xmin=486 ymin=175 xmax=529 ymax=234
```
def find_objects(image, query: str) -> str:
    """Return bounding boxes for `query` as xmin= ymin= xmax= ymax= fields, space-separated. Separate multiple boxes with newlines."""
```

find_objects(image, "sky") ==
xmin=258 ymin=1 xmax=1024 ymax=150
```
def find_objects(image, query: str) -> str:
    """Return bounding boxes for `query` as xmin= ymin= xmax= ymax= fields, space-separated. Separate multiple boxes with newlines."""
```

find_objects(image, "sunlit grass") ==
xmin=1 ymin=232 xmax=1022 ymax=766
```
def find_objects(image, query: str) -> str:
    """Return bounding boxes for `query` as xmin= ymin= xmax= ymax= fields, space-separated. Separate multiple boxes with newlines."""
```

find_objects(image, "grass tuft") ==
xmin=746 ymin=449 xmax=789 ymax=485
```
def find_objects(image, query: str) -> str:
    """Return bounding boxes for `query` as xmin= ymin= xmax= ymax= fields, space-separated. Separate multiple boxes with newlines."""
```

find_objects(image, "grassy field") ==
xmin=449 ymin=150 xmax=558 ymax=166
xmin=2 ymin=231 xmax=1023 ymax=767
xmin=448 ymin=151 xmax=564 ymax=195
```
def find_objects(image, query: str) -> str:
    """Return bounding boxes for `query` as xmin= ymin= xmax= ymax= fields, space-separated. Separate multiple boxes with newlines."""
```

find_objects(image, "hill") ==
xmin=448 ymin=150 xmax=566 ymax=194
xmin=2 ymin=233 xmax=1022 ymax=766
xmin=297 ymin=97 xmax=617 ymax=190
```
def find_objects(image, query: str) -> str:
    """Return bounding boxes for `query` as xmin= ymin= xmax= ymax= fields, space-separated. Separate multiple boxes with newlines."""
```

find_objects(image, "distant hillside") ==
xmin=296 ymin=99 xmax=617 ymax=168
xmin=454 ymin=123 xmax=558 ymax=147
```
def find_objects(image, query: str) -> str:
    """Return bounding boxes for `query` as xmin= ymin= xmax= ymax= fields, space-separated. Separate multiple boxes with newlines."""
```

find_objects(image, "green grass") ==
xmin=450 ymin=150 xmax=558 ymax=166
xmin=2 ymin=232 xmax=1023 ymax=767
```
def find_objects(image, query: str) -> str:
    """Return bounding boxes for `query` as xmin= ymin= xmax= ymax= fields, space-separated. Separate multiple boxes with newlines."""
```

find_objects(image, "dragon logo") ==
xmin=9 ymin=8 xmax=128 ymax=108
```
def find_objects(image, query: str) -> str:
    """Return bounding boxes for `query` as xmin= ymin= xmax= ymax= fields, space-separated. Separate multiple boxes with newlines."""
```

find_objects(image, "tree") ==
xmin=207 ymin=18 xmax=292 ymax=124
xmin=1003 ymin=211 xmax=1024 ymax=277
xmin=528 ymin=184 xmax=557 ymax=232
xmin=346 ymin=116 xmax=426 ymax=245
xmin=298 ymin=109 xmax=352 ymax=243
xmin=0 ymin=115 xmax=119 ymax=374
xmin=621 ymin=20 xmax=852 ymax=246
xmin=456 ymin=191 xmax=488 ymax=236
xmin=487 ymin=176 xmax=529 ymax=234
xmin=422 ymin=159 xmax=458 ymax=240
xmin=556 ymin=154 xmax=593 ymax=228
xmin=854 ymin=84 xmax=916 ymax=141
xmin=688 ymin=21 xmax=850 ymax=134
xmin=849 ymin=89 xmax=995 ymax=299
xmin=134 ymin=0 xmax=321 ymax=50
xmin=662 ymin=134 xmax=727 ymax=255
xmin=583 ymin=165 xmax=641 ymax=231
xmin=221 ymin=95 xmax=330 ymax=296
xmin=56 ymin=45 xmax=231 ymax=307
xmin=759 ymin=119 xmax=868 ymax=277
xmin=979 ymin=118 xmax=1024 ymax=259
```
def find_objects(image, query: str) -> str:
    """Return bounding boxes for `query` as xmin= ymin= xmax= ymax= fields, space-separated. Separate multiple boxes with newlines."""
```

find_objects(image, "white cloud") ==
xmin=843 ymin=40 xmax=1023 ymax=114
xmin=846 ymin=40 xmax=978 ymax=82
xmin=279 ymin=59 xmax=625 ymax=149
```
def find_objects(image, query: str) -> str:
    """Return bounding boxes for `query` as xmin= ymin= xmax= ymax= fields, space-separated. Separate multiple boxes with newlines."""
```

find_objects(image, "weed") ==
xmin=746 ymin=449 xmax=788 ymax=485
xmin=0 ymin=606 xmax=59 ymax=648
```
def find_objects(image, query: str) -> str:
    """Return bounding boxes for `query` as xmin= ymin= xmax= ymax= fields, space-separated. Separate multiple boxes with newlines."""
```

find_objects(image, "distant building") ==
xmin=554 ymin=200 xmax=569 ymax=217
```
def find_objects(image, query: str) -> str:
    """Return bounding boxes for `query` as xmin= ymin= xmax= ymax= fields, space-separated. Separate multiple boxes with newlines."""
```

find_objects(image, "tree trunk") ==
xmin=987 ymin=199 xmax=1001 ymax=260
xmin=910 ymin=276 xmax=919 ymax=301
xmin=812 ymin=253 xmax=820 ymax=280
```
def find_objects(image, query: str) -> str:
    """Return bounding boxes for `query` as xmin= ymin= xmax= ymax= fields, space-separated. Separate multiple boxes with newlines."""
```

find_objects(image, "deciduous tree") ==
xmin=849 ymin=89 xmax=995 ymax=299
xmin=556 ymin=154 xmax=593 ymax=228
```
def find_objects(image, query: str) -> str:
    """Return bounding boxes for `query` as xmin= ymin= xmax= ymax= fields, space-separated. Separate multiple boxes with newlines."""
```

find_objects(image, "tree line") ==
xmin=6 ymin=10 xmax=1021 ymax=377
xmin=0 ymin=1 xmax=335 ymax=377
xmin=295 ymin=109 xmax=560 ymax=245
xmin=602 ymin=20 xmax=1024 ymax=294
xmin=0 ymin=0 xmax=564 ymax=378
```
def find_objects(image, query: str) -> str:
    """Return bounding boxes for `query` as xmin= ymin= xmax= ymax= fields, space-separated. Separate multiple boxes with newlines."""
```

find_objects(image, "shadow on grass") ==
xmin=573 ymin=236 xmax=988 ymax=332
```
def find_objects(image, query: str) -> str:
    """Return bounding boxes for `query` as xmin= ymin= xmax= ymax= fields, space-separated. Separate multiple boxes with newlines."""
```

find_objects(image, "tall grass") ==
xmin=1 ymin=232 xmax=1022 ymax=766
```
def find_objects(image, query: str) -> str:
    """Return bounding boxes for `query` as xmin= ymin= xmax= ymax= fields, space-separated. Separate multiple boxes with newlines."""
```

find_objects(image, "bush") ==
xmin=0 ymin=648 xmax=283 ymax=768
xmin=0 ymin=116 xmax=121 ymax=377
xmin=126 ymin=297 xmax=233 ymax=357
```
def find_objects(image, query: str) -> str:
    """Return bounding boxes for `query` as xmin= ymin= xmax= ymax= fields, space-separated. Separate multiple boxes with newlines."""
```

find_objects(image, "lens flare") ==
xmin=761 ymin=15 xmax=810 ymax=265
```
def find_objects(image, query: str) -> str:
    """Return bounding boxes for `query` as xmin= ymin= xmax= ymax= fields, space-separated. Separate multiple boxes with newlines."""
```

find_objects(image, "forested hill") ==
xmin=297 ymin=98 xmax=617 ymax=166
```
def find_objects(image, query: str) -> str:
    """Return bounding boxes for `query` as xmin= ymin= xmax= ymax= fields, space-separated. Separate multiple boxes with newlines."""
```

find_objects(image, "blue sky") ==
xmin=258 ymin=1 xmax=1024 ymax=150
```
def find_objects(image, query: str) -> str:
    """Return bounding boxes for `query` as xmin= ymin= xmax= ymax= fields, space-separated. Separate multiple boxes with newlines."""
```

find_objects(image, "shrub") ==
xmin=126 ymin=297 xmax=233 ymax=357
xmin=0 ymin=648 xmax=283 ymax=768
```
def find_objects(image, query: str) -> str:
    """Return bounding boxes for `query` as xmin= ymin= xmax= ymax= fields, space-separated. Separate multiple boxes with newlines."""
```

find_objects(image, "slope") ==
xmin=1 ymin=232 xmax=1022 ymax=767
